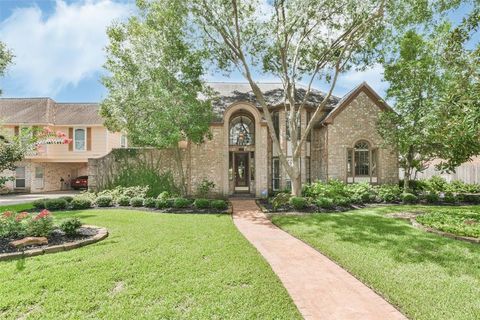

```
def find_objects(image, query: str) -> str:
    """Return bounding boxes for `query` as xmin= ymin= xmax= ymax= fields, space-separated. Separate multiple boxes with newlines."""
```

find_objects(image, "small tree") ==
xmin=100 ymin=0 xmax=213 ymax=196
xmin=378 ymin=25 xmax=480 ymax=191
xmin=0 ymin=41 xmax=13 ymax=95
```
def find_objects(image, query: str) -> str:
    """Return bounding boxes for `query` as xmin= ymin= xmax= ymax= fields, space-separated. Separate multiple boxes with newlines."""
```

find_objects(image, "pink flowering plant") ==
xmin=0 ymin=209 xmax=54 ymax=238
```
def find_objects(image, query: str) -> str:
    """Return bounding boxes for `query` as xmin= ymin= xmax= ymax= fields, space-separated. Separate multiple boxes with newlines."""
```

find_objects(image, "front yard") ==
xmin=0 ymin=209 xmax=300 ymax=319
xmin=272 ymin=205 xmax=480 ymax=320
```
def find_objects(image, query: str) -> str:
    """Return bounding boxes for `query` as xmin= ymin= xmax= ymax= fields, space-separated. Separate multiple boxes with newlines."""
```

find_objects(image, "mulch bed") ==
xmin=0 ymin=227 xmax=98 ymax=254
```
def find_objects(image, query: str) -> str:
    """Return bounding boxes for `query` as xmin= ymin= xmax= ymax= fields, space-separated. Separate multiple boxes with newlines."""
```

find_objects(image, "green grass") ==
xmin=0 ymin=202 xmax=34 ymax=212
xmin=272 ymin=205 xmax=480 ymax=320
xmin=0 ymin=209 xmax=300 ymax=319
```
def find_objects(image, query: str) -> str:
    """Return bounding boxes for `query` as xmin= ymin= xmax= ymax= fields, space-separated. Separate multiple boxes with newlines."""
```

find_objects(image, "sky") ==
xmin=0 ymin=0 xmax=475 ymax=103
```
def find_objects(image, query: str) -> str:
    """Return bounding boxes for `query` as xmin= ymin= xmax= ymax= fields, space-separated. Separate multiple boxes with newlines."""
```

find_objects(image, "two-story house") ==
xmin=0 ymin=98 xmax=125 ymax=193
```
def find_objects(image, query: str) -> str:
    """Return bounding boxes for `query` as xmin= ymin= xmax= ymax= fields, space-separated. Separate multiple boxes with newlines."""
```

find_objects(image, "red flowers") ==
xmin=34 ymin=209 xmax=51 ymax=221
xmin=2 ymin=211 xmax=12 ymax=218
xmin=15 ymin=212 xmax=29 ymax=221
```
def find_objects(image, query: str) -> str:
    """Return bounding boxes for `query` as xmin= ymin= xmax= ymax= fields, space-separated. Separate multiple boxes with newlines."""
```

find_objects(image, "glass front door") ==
xmin=234 ymin=153 xmax=249 ymax=191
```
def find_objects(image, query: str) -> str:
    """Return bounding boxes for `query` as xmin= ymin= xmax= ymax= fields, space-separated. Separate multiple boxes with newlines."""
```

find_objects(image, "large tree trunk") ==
xmin=290 ymin=158 xmax=302 ymax=196
xmin=174 ymin=146 xmax=187 ymax=196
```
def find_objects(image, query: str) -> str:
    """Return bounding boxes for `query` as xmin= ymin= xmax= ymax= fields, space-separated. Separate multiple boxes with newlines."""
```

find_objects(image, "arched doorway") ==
xmin=228 ymin=112 xmax=255 ymax=194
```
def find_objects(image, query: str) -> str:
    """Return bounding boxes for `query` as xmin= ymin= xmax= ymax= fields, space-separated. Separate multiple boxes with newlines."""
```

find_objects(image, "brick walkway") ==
xmin=231 ymin=199 xmax=407 ymax=320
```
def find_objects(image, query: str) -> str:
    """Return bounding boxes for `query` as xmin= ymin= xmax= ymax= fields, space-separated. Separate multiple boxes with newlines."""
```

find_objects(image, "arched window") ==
xmin=354 ymin=140 xmax=370 ymax=176
xmin=229 ymin=115 xmax=254 ymax=146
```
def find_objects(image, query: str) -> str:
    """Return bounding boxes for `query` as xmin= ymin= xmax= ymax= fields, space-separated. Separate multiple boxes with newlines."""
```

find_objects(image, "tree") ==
xmin=378 ymin=24 xmax=480 ymax=191
xmin=0 ymin=41 xmax=13 ymax=95
xmin=186 ymin=0 xmax=456 ymax=196
xmin=100 ymin=0 xmax=213 ymax=196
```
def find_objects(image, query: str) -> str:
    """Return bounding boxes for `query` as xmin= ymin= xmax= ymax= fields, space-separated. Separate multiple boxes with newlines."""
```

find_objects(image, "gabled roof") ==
xmin=0 ymin=98 xmax=103 ymax=126
xmin=322 ymin=82 xmax=390 ymax=124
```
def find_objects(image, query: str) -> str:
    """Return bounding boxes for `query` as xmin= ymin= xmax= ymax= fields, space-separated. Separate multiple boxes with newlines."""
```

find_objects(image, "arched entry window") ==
xmin=347 ymin=140 xmax=378 ymax=182
xmin=229 ymin=115 xmax=254 ymax=146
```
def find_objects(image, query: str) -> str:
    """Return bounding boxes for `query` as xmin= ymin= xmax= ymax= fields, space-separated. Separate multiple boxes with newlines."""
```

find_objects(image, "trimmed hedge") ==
xmin=402 ymin=193 xmax=418 ymax=204
xmin=33 ymin=199 xmax=46 ymax=210
xmin=45 ymin=198 xmax=68 ymax=210
xmin=289 ymin=197 xmax=307 ymax=210
xmin=130 ymin=197 xmax=145 ymax=207
xmin=143 ymin=197 xmax=157 ymax=208
xmin=95 ymin=196 xmax=113 ymax=207
xmin=173 ymin=198 xmax=191 ymax=208
xmin=117 ymin=196 xmax=131 ymax=206
xmin=71 ymin=198 xmax=92 ymax=209
xmin=211 ymin=200 xmax=228 ymax=210
xmin=194 ymin=199 xmax=210 ymax=209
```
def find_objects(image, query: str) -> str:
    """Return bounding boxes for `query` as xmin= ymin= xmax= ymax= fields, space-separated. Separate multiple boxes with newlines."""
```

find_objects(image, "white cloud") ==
xmin=0 ymin=0 xmax=133 ymax=96
xmin=337 ymin=64 xmax=388 ymax=97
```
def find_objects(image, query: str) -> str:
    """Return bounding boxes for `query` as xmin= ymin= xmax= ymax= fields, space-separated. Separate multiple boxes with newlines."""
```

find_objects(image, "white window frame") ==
xmin=15 ymin=166 xmax=26 ymax=189
xmin=74 ymin=127 xmax=87 ymax=152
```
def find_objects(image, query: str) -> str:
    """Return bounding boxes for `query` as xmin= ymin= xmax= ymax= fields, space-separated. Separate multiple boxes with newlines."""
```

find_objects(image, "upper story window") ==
xmin=229 ymin=115 xmax=254 ymax=146
xmin=74 ymin=128 xmax=86 ymax=151
xmin=286 ymin=112 xmax=301 ymax=141
xmin=272 ymin=111 xmax=280 ymax=140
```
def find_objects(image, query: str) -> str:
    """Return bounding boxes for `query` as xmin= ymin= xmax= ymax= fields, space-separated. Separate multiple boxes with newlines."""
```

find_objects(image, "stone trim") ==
xmin=0 ymin=225 xmax=108 ymax=262
xmin=410 ymin=218 xmax=479 ymax=244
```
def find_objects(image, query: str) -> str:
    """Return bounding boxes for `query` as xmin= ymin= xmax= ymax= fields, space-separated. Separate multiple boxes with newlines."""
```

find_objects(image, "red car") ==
xmin=71 ymin=176 xmax=88 ymax=190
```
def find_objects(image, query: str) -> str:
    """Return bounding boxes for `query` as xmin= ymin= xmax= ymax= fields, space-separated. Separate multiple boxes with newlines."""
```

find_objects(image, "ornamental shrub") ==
xmin=289 ymin=197 xmax=307 ymax=210
xmin=211 ymin=200 xmax=228 ymax=210
xmin=424 ymin=192 xmax=440 ymax=204
xmin=333 ymin=196 xmax=351 ymax=207
xmin=196 ymin=179 xmax=215 ymax=198
xmin=376 ymin=184 xmax=402 ymax=202
xmin=27 ymin=210 xmax=54 ymax=237
xmin=33 ymin=199 xmax=46 ymax=210
xmin=117 ymin=196 xmax=131 ymax=206
xmin=270 ymin=192 xmax=291 ymax=211
xmin=462 ymin=194 xmax=480 ymax=204
xmin=60 ymin=218 xmax=82 ymax=236
xmin=443 ymin=191 xmax=457 ymax=203
xmin=70 ymin=198 xmax=92 ymax=210
xmin=155 ymin=199 xmax=169 ymax=209
xmin=346 ymin=182 xmax=377 ymax=203
xmin=402 ymin=193 xmax=418 ymax=204
xmin=59 ymin=196 xmax=74 ymax=203
xmin=45 ymin=198 xmax=68 ymax=211
xmin=157 ymin=191 xmax=171 ymax=200
xmin=194 ymin=198 xmax=210 ymax=209
xmin=173 ymin=198 xmax=191 ymax=208
xmin=95 ymin=195 xmax=113 ymax=207
xmin=0 ymin=211 xmax=28 ymax=238
xmin=143 ymin=197 xmax=157 ymax=208
xmin=316 ymin=197 xmax=334 ymax=209
xmin=130 ymin=197 xmax=145 ymax=207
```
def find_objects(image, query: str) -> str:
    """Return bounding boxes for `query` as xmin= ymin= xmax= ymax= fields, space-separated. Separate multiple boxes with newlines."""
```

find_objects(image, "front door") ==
xmin=235 ymin=153 xmax=249 ymax=192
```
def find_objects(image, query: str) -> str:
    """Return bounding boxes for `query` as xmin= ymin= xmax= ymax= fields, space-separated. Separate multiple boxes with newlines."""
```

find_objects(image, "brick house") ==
xmin=0 ymin=98 xmax=126 ymax=193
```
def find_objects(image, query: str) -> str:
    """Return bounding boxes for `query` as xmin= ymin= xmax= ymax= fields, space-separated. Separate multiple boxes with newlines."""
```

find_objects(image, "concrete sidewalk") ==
xmin=0 ymin=191 xmax=80 ymax=206
xmin=231 ymin=199 xmax=406 ymax=320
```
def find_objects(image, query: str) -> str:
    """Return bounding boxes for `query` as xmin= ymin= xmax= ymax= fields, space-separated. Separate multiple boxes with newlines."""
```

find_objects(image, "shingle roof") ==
xmin=0 ymin=98 xmax=103 ymax=125
xmin=207 ymin=82 xmax=339 ymax=121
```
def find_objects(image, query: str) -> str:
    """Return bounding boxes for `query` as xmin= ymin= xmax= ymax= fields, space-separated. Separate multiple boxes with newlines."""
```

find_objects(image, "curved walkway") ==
xmin=231 ymin=199 xmax=406 ymax=320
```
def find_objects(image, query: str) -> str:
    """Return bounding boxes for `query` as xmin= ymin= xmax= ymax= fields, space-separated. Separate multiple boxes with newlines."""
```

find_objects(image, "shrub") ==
xmin=130 ymin=197 xmax=145 ymax=207
xmin=0 ymin=211 xmax=28 ymax=238
xmin=333 ymin=196 xmax=351 ymax=207
xmin=143 ymin=197 xmax=157 ymax=208
xmin=270 ymin=192 xmax=291 ymax=211
xmin=27 ymin=210 xmax=54 ymax=237
xmin=70 ymin=198 xmax=92 ymax=210
xmin=173 ymin=198 xmax=191 ymax=208
xmin=157 ymin=191 xmax=171 ymax=200
xmin=194 ymin=198 xmax=211 ymax=209
xmin=196 ymin=179 xmax=215 ymax=198
xmin=97 ymin=185 xmax=149 ymax=201
xmin=402 ymin=193 xmax=418 ymax=204
xmin=45 ymin=198 xmax=68 ymax=211
xmin=443 ymin=191 xmax=457 ymax=203
xmin=33 ymin=199 xmax=46 ymax=210
xmin=347 ymin=182 xmax=377 ymax=203
xmin=76 ymin=191 xmax=97 ymax=202
xmin=95 ymin=195 xmax=113 ymax=207
xmin=211 ymin=200 xmax=228 ymax=210
xmin=117 ymin=196 xmax=131 ymax=206
xmin=376 ymin=184 xmax=402 ymax=203
xmin=289 ymin=197 xmax=307 ymax=210
xmin=424 ymin=192 xmax=440 ymax=204
xmin=155 ymin=199 xmax=170 ymax=209
xmin=316 ymin=197 xmax=334 ymax=209
xmin=59 ymin=196 xmax=74 ymax=203
xmin=60 ymin=218 xmax=82 ymax=236
xmin=462 ymin=194 xmax=480 ymax=204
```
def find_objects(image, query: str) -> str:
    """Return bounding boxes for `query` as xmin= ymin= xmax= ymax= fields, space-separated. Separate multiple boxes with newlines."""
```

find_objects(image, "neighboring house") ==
xmin=88 ymin=81 xmax=399 ymax=197
xmin=402 ymin=157 xmax=480 ymax=184
xmin=0 ymin=98 xmax=126 ymax=193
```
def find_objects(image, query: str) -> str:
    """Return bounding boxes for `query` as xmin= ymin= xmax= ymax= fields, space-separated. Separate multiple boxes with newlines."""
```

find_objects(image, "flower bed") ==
xmin=416 ymin=208 xmax=480 ymax=239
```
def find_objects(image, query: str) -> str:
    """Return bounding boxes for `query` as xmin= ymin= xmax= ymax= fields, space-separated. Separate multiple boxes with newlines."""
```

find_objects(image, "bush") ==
xmin=97 ymin=185 xmax=149 ymax=201
xmin=402 ymin=193 xmax=418 ymax=204
xmin=333 ymin=196 xmax=351 ymax=207
xmin=462 ymin=194 xmax=480 ymax=204
xmin=155 ymin=199 xmax=170 ymax=209
xmin=376 ymin=184 xmax=402 ymax=202
xmin=143 ymin=197 xmax=157 ymax=208
xmin=443 ymin=191 xmax=457 ymax=203
xmin=316 ymin=197 xmax=334 ymax=209
xmin=424 ymin=192 xmax=440 ymax=204
xmin=117 ymin=196 xmax=131 ymax=206
xmin=270 ymin=192 xmax=291 ymax=210
xmin=289 ymin=197 xmax=307 ymax=210
xmin=346 ymin=182 xmax=377 ymax=203
xmin=33 ymin=199 xmax=46 ymax=210
xmin=173 ymin=198 xmax=191 ymax=208
xmin=27 ymin=210 xmax=54 ymax=237
xmin=0 ymin=211 xmax=28 ymax=238
xmin=211 ymin=200 xmax=228 ymax=210
xmin=59 ymin=196 xmax=74 ymax=203
xmin=194 ymin=198 xmax=210 ymax=209
xmin=130 ymin=197 xmax=145 ymax=207
xmin=45 ymin=198 xmax=68 ymax=211
xmin=60 ymin=218 xmax=82 ymax=236
xmin=95 ymin=195 xmax=113 ymax=207
xmin=70 ymin=198 xmax=92 ymax=210
xmin=196 ymin=179 xmax=215 ymax=198
xmin=157 ymin=191 xmax=171 ymax=200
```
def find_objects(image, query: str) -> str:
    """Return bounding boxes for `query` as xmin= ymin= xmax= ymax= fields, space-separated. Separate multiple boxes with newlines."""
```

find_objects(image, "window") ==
xmin=272 ymin=112 xmax=280 ymax=140
xmin=15 ymin=167 xmax=26 ymax=189
xmin=250 ymin=151 xmax=255 ymax=181
xmin=354 ymin=141 xmax=370 ymax=176
xmin=74 ymin=128 xmax=86 ymax=151
xmin=272 ymin=158 xmax=280 ymax=191
xmin=229 ymin=115 xmax=254 ymax=146
xmin=306 ymin=111 xmax=312 ymax=142
xmin=286 ymin=113 xmax=301 ymax=141
xmin=121 ymin=134 xmax=127 ymax=148
xmin=305 ymin=157 xmax=311 ymax=184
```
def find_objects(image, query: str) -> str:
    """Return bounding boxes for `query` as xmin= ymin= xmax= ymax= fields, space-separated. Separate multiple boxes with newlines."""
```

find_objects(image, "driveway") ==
xmin=0 ymin=191 xmax=81 ymax=206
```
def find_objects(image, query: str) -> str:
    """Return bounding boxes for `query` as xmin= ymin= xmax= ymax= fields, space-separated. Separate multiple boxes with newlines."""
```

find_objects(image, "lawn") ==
xmin=0 ymin=202 xmax=34 ymax=212
xmin=272 ymin=205 xmax=480 ymax=320
xmin=0 ymin=209 xmax=301 ymax=319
